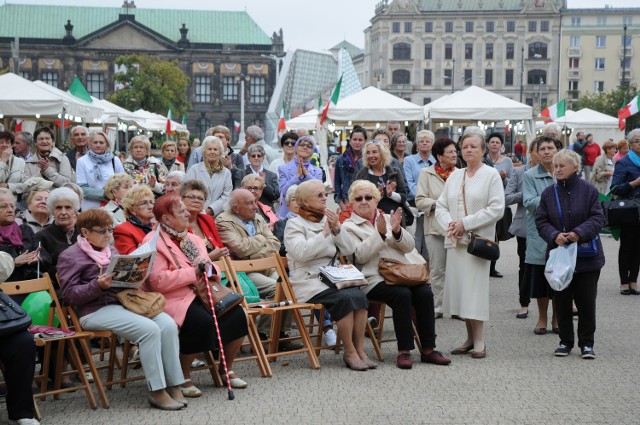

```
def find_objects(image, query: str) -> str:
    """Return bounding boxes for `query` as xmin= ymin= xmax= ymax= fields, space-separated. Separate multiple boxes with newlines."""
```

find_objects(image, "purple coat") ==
xmin=277 ymin=158 xmax=323 ymax=218
xmin=535 ymin=173 xmax=605 ymax=273
xmin=58 ymin=244 xmax=120 ymax=318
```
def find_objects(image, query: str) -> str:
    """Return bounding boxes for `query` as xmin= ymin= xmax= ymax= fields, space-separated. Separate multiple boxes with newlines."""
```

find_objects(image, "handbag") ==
xmin=0 ymin=289 xmax=32 ymax=337
xmin=378 ymin=258 xmax=429 ymax=286
xmin=318 ymin=251 xmax=368 ymax=290
xmin=461 ymin=170 xmax=500 ymax=261
xmin=601 ymin=197 xmax=640 ymax=227
xmin=115 ymin=289 xmax=166 ymax=318
xmin=553 ymin=184 xmax=599 ymax=258
xmin=495 ymin=206 xmax=514 ymax=241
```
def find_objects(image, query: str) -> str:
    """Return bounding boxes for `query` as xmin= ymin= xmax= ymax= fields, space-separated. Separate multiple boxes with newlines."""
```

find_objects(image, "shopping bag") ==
xmin=544 ymin=243 xmax=577 ymax=292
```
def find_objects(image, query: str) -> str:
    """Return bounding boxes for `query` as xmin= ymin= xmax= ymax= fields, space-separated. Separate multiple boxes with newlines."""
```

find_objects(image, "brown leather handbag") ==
xmin=116 ymin=289 xmax=166 ymax=318
xmin=378 ymin=258 xmax=429 ymax=286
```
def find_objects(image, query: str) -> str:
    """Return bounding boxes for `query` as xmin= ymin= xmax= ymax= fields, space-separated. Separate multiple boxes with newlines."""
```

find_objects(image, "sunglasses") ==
xmin=91 ymin=227 xmax=114 ymax=235
xmin=298 ymin=142 xmax=313 ymax=149
xmin=283 ymin=140 xmax=296 ymax=146
xmin=354 ymin=195 xmax=374 ymax=202
xmin=250 ymin=154 xmax=263 ymax=158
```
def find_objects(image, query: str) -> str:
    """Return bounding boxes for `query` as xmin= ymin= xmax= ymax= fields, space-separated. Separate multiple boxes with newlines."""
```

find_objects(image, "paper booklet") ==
xmin=108 ymin=230 xmax=159 ymax=288
xmin=318 ymin=264 xmax=365 ymax=282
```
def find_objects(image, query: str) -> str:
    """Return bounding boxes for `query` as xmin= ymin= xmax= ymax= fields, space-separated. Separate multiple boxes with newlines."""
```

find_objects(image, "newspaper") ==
xmin=107 ymin=230 xmax=159 ymax=288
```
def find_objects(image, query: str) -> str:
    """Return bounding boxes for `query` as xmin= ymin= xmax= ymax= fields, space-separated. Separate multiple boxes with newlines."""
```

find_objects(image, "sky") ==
xmin=5 ymin=0 xmax=636 ymax=52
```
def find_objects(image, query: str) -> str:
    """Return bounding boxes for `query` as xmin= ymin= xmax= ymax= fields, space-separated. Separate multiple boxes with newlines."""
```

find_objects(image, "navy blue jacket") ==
xmin=611 ymin=155 xmax=640 ymax=199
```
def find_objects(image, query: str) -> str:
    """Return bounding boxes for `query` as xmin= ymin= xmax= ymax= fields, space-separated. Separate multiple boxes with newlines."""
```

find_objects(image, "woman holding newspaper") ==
xmin=58 ymin=209 xmax=188 ymax=411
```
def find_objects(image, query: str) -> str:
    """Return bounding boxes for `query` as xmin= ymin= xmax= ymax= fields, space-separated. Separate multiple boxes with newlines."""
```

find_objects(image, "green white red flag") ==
xmin=166 ymin=106 xmax=173 ymax=133
xmin=540 ymin=99 xmax=566 ymax=123
xmin=320 ymin=75 xmax=343 ymax=126
xmin=277 ymin=101 xmax=286 ymax=133
xmin=618 ymin=95 xmax=640 ymax=130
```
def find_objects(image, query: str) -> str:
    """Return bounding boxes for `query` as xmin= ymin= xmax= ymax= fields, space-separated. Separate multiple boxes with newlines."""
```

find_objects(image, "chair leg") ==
xmin=52 ymin=341 xmax=66 ymax=400
xmin=246 ymin=316 xmax=272 ymax=377
xmin=366 ymin=321 xmax=384 ymax=362
xmin=66 ymin=339 xmax=98 ymax=410
xmin=203 ymin=351 xmax=223 ymax=387
xmin=292 ymin=309 xmax=320 ymax=370
xmin=78 ymin=338 xmax=110 ymax=409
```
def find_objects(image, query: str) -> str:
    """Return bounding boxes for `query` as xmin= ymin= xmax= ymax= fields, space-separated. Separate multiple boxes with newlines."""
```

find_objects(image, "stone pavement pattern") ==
xmin=2 ymin=236 xmax=638 ymax=424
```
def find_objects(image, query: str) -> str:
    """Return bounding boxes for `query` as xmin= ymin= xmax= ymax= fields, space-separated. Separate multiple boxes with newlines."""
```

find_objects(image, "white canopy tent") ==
xmin=33 ymin=80 xmax=104 ymax=123
xmin=285 ymin=108 xmax=319 ymax=131
xmin=91 ymin=96 xmax=141 ymax=125
xmin=0 ymin=73 xmax=66 ymax=118
xmin=327 ymin=86 xmax=424 ymax=122
xmin=131 ymin=109 xmax=187 ymax=133
xmin=554 ymin=108 xmax=624 ymax=145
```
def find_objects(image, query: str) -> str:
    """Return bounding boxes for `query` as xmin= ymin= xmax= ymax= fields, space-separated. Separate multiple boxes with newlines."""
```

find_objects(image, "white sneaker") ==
xmin=323 ymin=329 xmax=337 ymax=346
xmin=13 ymin=419 xmax=41 ymax=425
xmin=191 ymin=359 xmax=206 ymax=368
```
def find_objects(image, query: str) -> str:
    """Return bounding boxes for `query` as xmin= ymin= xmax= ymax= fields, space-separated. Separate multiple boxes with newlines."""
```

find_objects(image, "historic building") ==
xmin=0 ymin=2 xmax=283 ymax=140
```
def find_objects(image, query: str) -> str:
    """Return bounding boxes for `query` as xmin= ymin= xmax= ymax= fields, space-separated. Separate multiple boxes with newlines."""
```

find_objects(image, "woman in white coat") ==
xmin=435 ymin=130 xmax=504 ymax=359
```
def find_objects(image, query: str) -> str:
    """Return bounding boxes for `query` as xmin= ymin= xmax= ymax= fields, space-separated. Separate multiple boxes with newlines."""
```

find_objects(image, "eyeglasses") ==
xmin=244 ymin=186 xmax=263 ymax=192
xmin=183 ymin=195 xmax=206 ymax=202
xmin=315 ymin=192 xmax=327 ymax=198
xmin=91 ymin=227 xmax=114 ymax=235
xmin=354 ymin=195 xmax=374 ymax=202
xmin=283 ymin=140 xmax=296 ymax=146
xmin=137 ymin=200 xmax=155 ymax=207
xmin=250 ymin=154 xmax=264 ymax=158
xmin=630 ymin=140 xmax=640 ymax=145
xmin=298 ymin=142 xmax=313 ymax=149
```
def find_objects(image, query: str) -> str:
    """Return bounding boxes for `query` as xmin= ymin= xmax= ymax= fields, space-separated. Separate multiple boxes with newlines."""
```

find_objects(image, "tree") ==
xmin=572 ymin=84 xmax=640 ymax=132
xmin=108 ymin=54 xmax=190 ymax=118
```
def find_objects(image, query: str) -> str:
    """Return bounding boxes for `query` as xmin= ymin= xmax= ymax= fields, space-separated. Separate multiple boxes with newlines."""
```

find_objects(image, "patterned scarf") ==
xmin=88 ymin=150 xmax=114 ymax=181
xmin=161 ymin=223 xmax=201 ymax=264
xmin=297 ymin=204 xmax=325 ymax=223
xmin=204 ymin=159 xmax=224 ymax=177
xmin=434 ymin=163 xmax=456 ymax=181
xmin=342 ymin=146 xmax=360 ymax=173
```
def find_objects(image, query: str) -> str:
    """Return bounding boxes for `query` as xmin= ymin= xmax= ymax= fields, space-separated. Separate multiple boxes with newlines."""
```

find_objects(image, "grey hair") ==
xmin=247 ymin=144 xmax=266 ymax=157
xmin=202 ymin=136 xmax=226 ymax=158
xmin=15 ymin=131 xmax=33 ymax=145
xmin=165 ymin=170 xmax=187 ymax=183
xmin=71 ymin=125 xmax=88 ymax=136
xmin=62 ymin=182 xmax=84 ymax=205
xmin=245 ymin=125 xmax=264 ymax=141
xmin=0 ymin=188 xmax=16 ymax=203
xmin=285 ymin=184 xmax=298 ymax=205
xmin=47 ymin=187 xmax=80 ymax=212
xmin=415 ymin=130 xmax=435 ymax=143
xmin=463 ymin=126 xmax=486 ymax=139
xmin=542 ymin=122 xmax=562 ymax=135
xmin=627 ymin=128 xmax=640 ymax=141
xmin=553 ymin=149 xmax=582 ymax=169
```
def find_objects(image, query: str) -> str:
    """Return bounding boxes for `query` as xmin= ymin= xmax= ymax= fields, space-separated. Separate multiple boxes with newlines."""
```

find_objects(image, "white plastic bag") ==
xmin=544 ymin=243 xmax=577 ymax=291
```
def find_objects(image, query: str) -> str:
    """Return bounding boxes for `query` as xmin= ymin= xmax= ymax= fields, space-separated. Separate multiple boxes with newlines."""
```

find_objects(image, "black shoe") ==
xmin=581 ymin=346 xmax=596 ymax=359
xmin=490 ymin=271 xmax=503 ymax=278
xmin=621 ymin=289 xmax=631 ymax=295
xmin=554 ymin=344 xmax=571 ymax=357
xmin=516 ymin=311 xmax=528 ymax=319
xmin=630 ymin=289 xmax=640 ymax=295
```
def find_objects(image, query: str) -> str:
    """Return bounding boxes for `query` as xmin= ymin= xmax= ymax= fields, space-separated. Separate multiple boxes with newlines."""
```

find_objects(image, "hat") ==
xmin=0 ymin=252 xmax=15 ymax=282
xmin=22 ymin=177 xmax=54 ymax=195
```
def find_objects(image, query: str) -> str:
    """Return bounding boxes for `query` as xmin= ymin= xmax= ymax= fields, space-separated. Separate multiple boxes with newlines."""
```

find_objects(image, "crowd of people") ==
xmin=0 ymin=120 xmax=635 ymax=423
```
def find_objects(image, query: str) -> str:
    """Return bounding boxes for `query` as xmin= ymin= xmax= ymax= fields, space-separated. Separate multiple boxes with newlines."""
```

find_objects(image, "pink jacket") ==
xmin=143 ymin=228 xmax=218 ymax=327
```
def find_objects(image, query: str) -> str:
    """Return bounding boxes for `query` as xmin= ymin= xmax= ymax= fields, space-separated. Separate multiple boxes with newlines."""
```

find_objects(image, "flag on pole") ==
xmin=320 ymin=75 xmax=343 ymax=126
xmin=166 ymin=106 xmax=173 ymax=133
xmin=68 ymin=75 xmax=93 ymax=103
xmin=315 ymin=95 xmax=323 ymax=128
xmin=277 ymin=101 xmax=286 ymax=133
xmin=540 ymin=99 xmax=566 ymax=123
xmin=234 ymin=121 xmax=241 ymax=132
xmin=618 ymin=95 xmax=640 ymax=131
xmin=14 ymin=120 xmax=22 ymax=132
xmin=182 ymin=113 xmax=187 ymax=126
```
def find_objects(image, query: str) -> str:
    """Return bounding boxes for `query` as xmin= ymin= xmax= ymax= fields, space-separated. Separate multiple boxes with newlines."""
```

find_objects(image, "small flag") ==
xmin=277 ymin=101 xmax=286 ymax=133
xmin=14 ymin=120 xmax=22 ymax=132
xmin=540 ymin=99 xmax=566 ymax=123
xmin=320 ymin=75 xmax=343 ymax=126
xmin=68 ymin=76 xmax=93 ymax=103
xmin=618 ymin=95 xmax=640 ymax=131
xmin=234 ymin=121 xmax=241 ymax=132
xmin=166 ymin=106 xmax=173 ymax=133
xmin=182 ymin=113 xmax=187 ymax=126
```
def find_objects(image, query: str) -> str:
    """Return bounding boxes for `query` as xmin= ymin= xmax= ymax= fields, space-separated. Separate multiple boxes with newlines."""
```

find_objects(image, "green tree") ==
xmin=572 ymin=84 xmax=640 ymax=132
xmin=108 ymin=54 xmax=190 ymax=118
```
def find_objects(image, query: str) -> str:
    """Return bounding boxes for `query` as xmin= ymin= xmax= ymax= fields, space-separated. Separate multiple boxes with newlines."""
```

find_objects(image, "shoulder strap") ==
xmin=160 ymin=231 xmax=183 ymax=269
xmin=461 ymin=169 xmax=468 ymax=217
xmin=111 ymin=157 xmax=115 ymax=171
xmin=553 ymin=184 xmax=566 ymax=232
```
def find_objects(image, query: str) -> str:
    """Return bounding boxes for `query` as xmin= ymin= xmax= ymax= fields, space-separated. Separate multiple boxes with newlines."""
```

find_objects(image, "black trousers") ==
xmin=555 ymin=270 xmax=600 ymax=349
xmin=367 ymin=282 xmax=436 ymax=351
xmin=618 ymin=226 xmax=640 ymax=284
xmin=516 ymin=237 xmax=531 ymax=307
xmin=0 ymin=330 xmax=36 ymax=421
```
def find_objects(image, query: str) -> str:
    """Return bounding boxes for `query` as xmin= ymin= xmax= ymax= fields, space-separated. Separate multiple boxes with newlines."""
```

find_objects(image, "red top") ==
xmin=113 ymin=221 xmax=149 ymax=255
xmin=189 ymin=213 xmax=224 ymax=250
xmin=583 ymin=143 xmax=602 ymax=166
xmin=514 ymin=141 xmax=524 ymax=156
xmin=257 ymin=202 xmax=278 ymax=226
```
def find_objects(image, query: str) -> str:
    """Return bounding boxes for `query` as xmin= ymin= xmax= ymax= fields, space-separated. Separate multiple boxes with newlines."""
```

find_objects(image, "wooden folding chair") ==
xmin=0 ymin=273 xmax=108 ymax=409
xmin=223 ymin=255 xmax=320 ymax=371
xmin=367 ymin=301 xmax=422 ymax=361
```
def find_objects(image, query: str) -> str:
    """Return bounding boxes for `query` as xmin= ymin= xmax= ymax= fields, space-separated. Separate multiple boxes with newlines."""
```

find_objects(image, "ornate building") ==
xmin=0 ymin=3 xmax=283 ymax=140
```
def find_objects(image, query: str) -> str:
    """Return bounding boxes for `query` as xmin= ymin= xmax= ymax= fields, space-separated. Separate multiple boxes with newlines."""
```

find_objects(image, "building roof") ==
xmin=0 ymin=4 xmax=271 ymax=45
xmin=329 ymin=40 xmax=363 ymax=58
xmin=415 ymin=0 xmax=561 ymax=12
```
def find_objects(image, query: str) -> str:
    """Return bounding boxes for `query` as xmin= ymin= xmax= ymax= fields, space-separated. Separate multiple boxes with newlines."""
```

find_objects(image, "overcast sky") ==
xmin=7 ymin=0 xmax=636 ymax=51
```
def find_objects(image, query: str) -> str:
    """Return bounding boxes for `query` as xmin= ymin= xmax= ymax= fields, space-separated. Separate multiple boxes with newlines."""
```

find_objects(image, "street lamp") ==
xmin=519 ymin=46 xmax=524 ymax=102
xmin=235 ymin=73 xmax=250 ymax=144
xmin=261 ymin=54 xmax=283 ymax=84
xmin=538 ymin=77 xmax=544 ymax=114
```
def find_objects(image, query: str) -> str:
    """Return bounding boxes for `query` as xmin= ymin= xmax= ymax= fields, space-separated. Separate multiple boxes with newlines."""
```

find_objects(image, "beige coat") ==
xmin=343 ymin=212 xmax=426 ymax=294
xmin=590 ymin=153 xmax=614 ymax=194
xmin=284 ymin=216 xmax=355 ymax=303
xmin=23 ymin=148 xmax=75 ymax=187
xmin=215 ymin=211 xmax=280 ymax=260
xmin=415 ymin=165 xmax=448 ymax=237
xmin=0 ymin=155 xmax=25 ymax=195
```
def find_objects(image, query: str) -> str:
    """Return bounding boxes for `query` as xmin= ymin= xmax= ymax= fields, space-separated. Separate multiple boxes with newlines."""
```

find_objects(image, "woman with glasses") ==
xmin=122 ymin=136 xmax=163 ymax=195
xmin=180 ymin=179 xmax=229 ymax=261
xmin=390 ymin=133 xmax=408 ymax=167
xmin=58 ymin=209 xmax=187 ymax=411
xmin=101 ymin=173 xmax=133 ymax=226
xmin=277 ymin=136 xmax=323 ymax=219
xmin=241 ymin=174 xmax=279 ymax=230
xmin=24 ymin=127 xmax=75 ymax=187
xmin=244 ymin=145 xmax=279 ymax=207
xmin=113 ymin=185 xmax=156 ymax=255
xmin=269 ymin=132 xmax=299 ymax=175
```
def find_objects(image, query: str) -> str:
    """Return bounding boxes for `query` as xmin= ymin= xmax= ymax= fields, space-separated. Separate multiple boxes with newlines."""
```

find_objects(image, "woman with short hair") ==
xmin=245 ymin=144 xmax=279 ymax=206
xmin=590 ymin=139 xmax=617 ymax=194
xmin=15 ymin=189 xmax=53 ymax=233
xmin=24 ymin=127 xmax=74 ymax=187
xmin=122 ymin=136 xmax=162 ymax=194
xmin=277 ymin=136 xmax=323 ymax=218
xmin=113 ymin=185 xmax=155 ymax=255
xmin=156 ymin=141 xmax=185 ymax=186
xmin=101 ymin=173 xmax=133 ymax=226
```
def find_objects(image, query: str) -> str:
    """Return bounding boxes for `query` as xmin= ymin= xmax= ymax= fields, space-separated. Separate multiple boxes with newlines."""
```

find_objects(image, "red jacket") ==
xmin=190 ymin=213 xmax=224 ymax=249
xmin=113 ymin=221 xmax=149 ymax=255
xmin=583 ymin=143 xmax=601 ymax=166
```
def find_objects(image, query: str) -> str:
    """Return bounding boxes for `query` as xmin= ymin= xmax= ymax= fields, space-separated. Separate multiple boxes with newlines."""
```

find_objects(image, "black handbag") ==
xmin=0 ymin=289 xmax=33 ymax=337
xmin=602 ymin=198 xmax=640 ymax=227
xmin=462 ymin=170 xmax=500 ymax=261
xmin=495 ymin=206 xmax=514 ymax=241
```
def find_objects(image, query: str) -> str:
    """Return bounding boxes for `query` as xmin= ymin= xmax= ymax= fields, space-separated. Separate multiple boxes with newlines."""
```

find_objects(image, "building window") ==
xmin=445 ymin=21 xmax=453 ymax=33
xmin=424 ymin=43 xmax=433 ymax=60
xmin=250 ymin=76 xmax=266 ymax=104
xmin=623 ymin=35 xmax=632 ymax=47
xmin=594 ymin=81 xmax=604 ymax=92
xmin=486 ymin=21 xmax=494 ymax=33
xmin=571 ymin=17 xmax=581 ymax=26
xmin=541 ymin=20 xmax=549 ymax=32
xmin=505 ymin=69 xmax=514 ymax=86
xmin=85 ymin=73 xmax=105 ymax=99
xmin=595 ymin=58 xmax=605 ymax=69
xmin=423 ymin=97 xmax=432 ymax=105
xmin=392 ymin=69 xmax=410 ymax=84
xmin=424 ymin=69 xmax=432 ymax=85
xmin=623 ymin=17 xmax=633 ymax=25
xmin=485 ymin=43 xmax=494 ymax=60
xmin=19 ymin=71 xmax=29 ymax=80
xmin=570 ymin=36 xmax=581 ymax=47
xmin=623 ymin=57 xmax=631 ymax=69
xmin=506 ymin=43 xmax=515 ymax=60
xmin=404 ymin=22 xmax=412 ymax=33
xmin=222 ymin=76 xmax=238 ymax=102
xmin=393 ymin=43 xmax=411 ymax=60
xmin=465 ymin=43 xmax=473 ymax=60
xmin=569 ymin=58 xmax=580 ymax=68
xmin=464 ymin=69 xmax=472 ymax=86
xmin=528 ymin=42 xmax=548 ymax=59
xmin=597 ymin=16 xmax=607 ymax=26
xmin=465 ymin=21 xmax=474 ymax=32
xmin=485 ymin=69 xmax=493 ymax=86
xmin=41 ymin=72 xmax=58 ymax=88
xmin=444 ymin=43 xmax=453 ymax=60
xmin=194 ymin=75 xmax=211 ymax=103
xmin=528 ymin=21 xmax=537 ymax=32
xmin=595 ymin=36 xmax=606 ymax=48
xmin=197 ymin=116 xmax=210 ymax=140
xmin=506 ymin=21 xmax=516 ymax=32
xmin=425 ymin=22 xmax=433 ymax=33
xmin=526 ymin=98 xmax=534 ymax=107
xmin=569 ymin=80 xmax=579 ymax=90
xmin=392 ymin=22 xmax=400 ymax=33
xmin=444 ymin=69 xmax=452 ymax=86
xmin=527 ymin=69 xmax=546 ymax=84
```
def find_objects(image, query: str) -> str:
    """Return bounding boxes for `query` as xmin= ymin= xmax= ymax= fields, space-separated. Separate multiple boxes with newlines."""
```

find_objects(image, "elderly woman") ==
xmin=164 ymin=170 xmax=187 ymax=195
xmin=123 ymin=135 xmax=162 ymax=194
xmin=101 ymin=173 xmax=133 ymax=226
xmin=212 ymin=125 xmax=244 ymax=188
xmin=590 ymin=139 xmax=617 ymax=194
xmin=390 ymin=132 xmax=408 ymax=166
xmin=76 ymin=131 xmax=125 ymax=210
xmin=24 ymin=127 xmax=75 ymax=187
xmin=156 ymin=141 xmax=185 ymax=184
xmin=614 ymin=139 xmax=629 ymax=163
xmin=113 ymin=185 xmax=155 ymax=255
xmin=241 ymin=174 xmax=278 ymax=229
xmin=181 ymin=179 xmax=229 ymax=261
xmin=285 ymin=180 xmax=373 ymax=371
xmin=177 ymin=138 xmax=191 ymax=169
xmin=343 ymin=180 xmax=450 ymax=369
xmin=334 ymin=126 xmax=367 ymax=211
xmin=277 ymin=135 xmax=323 ymax=218
xmin=145 ymin=194 xmax=248 ymax=394
xmin=435 ymin=131 xmax=505 ymax=359
xmin=185 ymin=136 xmax=232 ymax=217
xmin=536 ymin=149 xmax=605 ymax=359
xmin=0 ymin=131 xmax=25 ymax=197
xmin=245 ymin=144 xmax=279 ymax=206
xmin=415 ymin=137 xmax=458 ymax=318
xmin=612 ymin=128 xmax=640 ymax=295
xmin=355 ymin=140 xmax=408 ymax=217
xmin=58 ymin=209 xmax=187 ymax=410
xmin=16 ymin=187 xmax=53 ymax=233
xmin=269 ymin=132 xmax=298 ymax=174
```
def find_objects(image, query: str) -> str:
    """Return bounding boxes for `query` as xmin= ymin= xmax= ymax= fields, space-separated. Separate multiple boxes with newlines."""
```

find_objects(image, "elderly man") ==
xmin=163 ymin=170 xmax=186 ymax=195
xmin=13 ymin=131 xmax=33 ymax=161
xmin=216 ymin=189 xmax=300 ymax=351
xmin=238 ymin=126 xmax=277 ymax=166
xmin=66 ymin=125 xmax=89 ymax=171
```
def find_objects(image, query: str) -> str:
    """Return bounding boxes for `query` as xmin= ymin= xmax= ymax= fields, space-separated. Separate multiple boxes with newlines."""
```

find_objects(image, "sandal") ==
xmin=221 ymin=370 xmax=248 ymax=389
xmin=179 ymin=379 xmax=202 ymax=398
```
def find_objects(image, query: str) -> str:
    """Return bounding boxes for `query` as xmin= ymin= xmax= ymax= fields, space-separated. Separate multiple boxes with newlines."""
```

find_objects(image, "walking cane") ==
xmin=199 ymin=263 xmax=235 ymax=400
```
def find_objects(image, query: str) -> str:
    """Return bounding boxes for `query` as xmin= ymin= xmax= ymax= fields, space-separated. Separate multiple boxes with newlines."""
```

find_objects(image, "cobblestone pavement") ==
xmin=2 ymin=235 xmax=637 ymax=425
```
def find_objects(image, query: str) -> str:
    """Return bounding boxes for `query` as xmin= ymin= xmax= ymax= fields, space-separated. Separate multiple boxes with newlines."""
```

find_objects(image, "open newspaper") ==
xmin=107 ymin=230 xmax=159 ymax=288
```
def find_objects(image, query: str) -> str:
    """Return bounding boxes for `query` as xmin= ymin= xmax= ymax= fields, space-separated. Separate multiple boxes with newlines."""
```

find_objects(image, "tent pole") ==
xmin=60 ymin=108 xmax=66 ymax=149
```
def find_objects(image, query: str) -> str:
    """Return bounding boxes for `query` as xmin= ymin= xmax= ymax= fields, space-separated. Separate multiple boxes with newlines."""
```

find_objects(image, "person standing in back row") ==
xmin=582 ymin=134 xmax=601 ymax=182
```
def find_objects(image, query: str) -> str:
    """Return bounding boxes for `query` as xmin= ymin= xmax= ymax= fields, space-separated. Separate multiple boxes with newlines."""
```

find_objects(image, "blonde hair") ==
xmin=89 ymin=130 xmax=111 ymax=150
xmin=415 ymin=130 xmax=435 ymax=143
xmin=161 ymin=140 xmax=177 ymax=153
xmin=241 ymin=174 xmax=265 ymax=188
xmin=348 ymin=180 xmax=381 ymax=204
xmin=362 ymin=140 xmax=392 ymax=169
xmin=128 ymin=135 xmax=151 ymax=154
xmin=121 ymin=185 xmax=154 ymax=219
xmin=553 ymin=149 xmax=582 ymax=169
xmin=104 ymin=173 xmax=133 ymax=201
xmin=295 ymin=180 xmax=325 ymax=207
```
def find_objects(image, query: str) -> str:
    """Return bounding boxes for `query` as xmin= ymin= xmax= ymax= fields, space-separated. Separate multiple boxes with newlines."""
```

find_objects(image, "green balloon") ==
xmin=21 ymin=291 xmax=60 ymax=327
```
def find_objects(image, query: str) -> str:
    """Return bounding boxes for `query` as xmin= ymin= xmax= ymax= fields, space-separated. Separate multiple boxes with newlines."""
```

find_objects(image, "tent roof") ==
xmin=33 ymin=81 xmax=103 ymax=122
xmin=327 ymin=86 xmax=424 ymax=122
xmin=132 ymin=109 xmax=186 ymax=132
xmin=554 ymin=108 xmax=619 ymax=128
xmin=0 ymin=73 xmax=65 ymax=117
xmin=286 ymin=109 xmax=318 ymax=130
xmin=426 ymin=86 xmax=532 ymax=121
